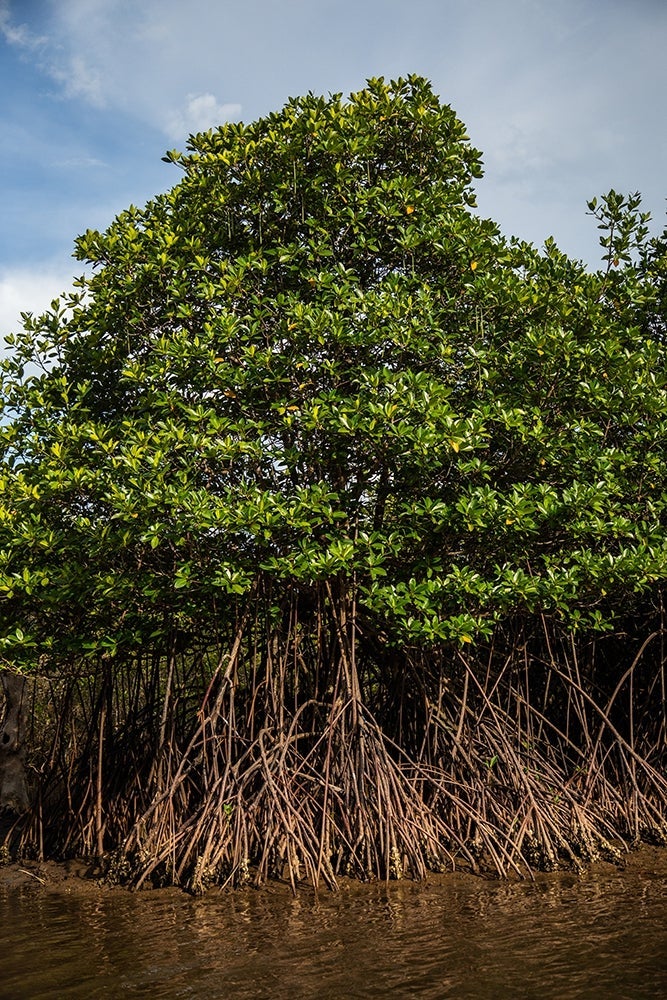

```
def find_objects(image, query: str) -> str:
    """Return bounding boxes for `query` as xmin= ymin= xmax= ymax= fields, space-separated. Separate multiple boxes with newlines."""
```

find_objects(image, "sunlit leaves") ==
xmin=1 ymin=76 xmax=667 ymax=666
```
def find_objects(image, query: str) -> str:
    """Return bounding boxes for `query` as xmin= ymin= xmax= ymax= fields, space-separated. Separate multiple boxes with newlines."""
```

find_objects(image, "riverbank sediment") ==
xmin=3 ymin=844 xmax=667 ymax=898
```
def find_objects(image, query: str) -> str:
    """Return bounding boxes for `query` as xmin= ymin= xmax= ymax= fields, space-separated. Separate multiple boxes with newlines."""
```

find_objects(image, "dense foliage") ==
xmin=1 ymin=77 xmax=665 ymax=888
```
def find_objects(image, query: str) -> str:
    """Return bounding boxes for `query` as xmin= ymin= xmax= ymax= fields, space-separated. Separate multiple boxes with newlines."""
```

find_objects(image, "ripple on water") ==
xmin=0 ymin=852 xmax=666 ymax=999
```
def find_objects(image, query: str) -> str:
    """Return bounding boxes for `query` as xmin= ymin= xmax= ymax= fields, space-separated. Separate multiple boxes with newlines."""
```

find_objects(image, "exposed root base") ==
xmin=3 ymin=618 xmax=666 ymax=893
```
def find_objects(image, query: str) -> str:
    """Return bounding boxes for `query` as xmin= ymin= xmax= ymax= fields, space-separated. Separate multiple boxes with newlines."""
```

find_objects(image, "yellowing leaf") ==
xmin=470 ymin=260 xmax=478 ymax=271
xmin=450 ymin=439 xmax=460 ymax=452
xmin=405 ymin=205 xmax=415 ymax=214
xmin=460 ymin=635 xmax=472 ymax=644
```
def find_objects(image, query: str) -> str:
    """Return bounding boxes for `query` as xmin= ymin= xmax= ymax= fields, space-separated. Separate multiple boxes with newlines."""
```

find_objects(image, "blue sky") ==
xmin=1 ymin=0 xmax=665 ymax=339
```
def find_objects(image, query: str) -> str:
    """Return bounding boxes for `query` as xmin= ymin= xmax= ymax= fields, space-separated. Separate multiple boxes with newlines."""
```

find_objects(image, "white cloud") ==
xmin=1 ymin=0 xmax=665 ymax=268
xmin=1 ymin=1 xmax=104 ymax=106
xmin=2 ymin=1 xmax=241 ymax=137
xmin=163 ymin=93 xmax=242 ymax=140
xmin=0 ymin=265 xmax=83 ymax=347
xmin=49 ymin=54 xmax=106 ymax=107
xmin=0 ymin=0 xmax=47 ymax=50
xmin=52 ymin=155 xmax=106 ymax=169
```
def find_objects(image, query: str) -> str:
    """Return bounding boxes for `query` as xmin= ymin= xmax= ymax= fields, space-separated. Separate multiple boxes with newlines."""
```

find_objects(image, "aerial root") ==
xmin=4 ymin=624 xmax=666 ymax=890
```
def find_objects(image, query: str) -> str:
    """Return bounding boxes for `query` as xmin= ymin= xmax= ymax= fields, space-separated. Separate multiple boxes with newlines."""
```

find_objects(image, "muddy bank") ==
xmin=3 ymin=844 xmax=667 ymax=898
xmin=0 ymin=858 xmax=109 ymax=895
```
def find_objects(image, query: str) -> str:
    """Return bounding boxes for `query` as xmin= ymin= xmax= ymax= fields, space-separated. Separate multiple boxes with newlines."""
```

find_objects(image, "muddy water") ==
xmin=1 ymin=852 xmax=666 ymax=999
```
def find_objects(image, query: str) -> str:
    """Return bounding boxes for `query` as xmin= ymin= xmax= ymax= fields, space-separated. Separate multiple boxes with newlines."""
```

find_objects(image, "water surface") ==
xmin=1 ymin=850 xmax=665 ymax=998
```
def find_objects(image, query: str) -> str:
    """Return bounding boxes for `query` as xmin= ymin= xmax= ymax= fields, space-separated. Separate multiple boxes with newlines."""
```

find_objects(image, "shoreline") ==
xmin=2 ymin=843 xmax=667 ymax=899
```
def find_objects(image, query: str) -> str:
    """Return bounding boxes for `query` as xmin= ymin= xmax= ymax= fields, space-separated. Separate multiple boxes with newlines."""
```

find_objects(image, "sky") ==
xmin=1 ymin=0 xmax=666 ymax=341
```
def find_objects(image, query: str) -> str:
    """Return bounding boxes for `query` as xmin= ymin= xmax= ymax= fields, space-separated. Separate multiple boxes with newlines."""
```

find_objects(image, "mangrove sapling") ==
xmin=1 ymin=76 xmax=666 ymax=887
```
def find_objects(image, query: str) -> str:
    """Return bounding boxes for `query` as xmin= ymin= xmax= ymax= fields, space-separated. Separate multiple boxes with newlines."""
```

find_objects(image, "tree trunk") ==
xmin=0 ymin=670 xmax=30 ymax=813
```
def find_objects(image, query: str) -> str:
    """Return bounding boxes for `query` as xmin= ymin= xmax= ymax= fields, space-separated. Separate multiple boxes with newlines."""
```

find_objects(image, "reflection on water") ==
xmin=1 ymin=852 xmax=666 ymax=999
